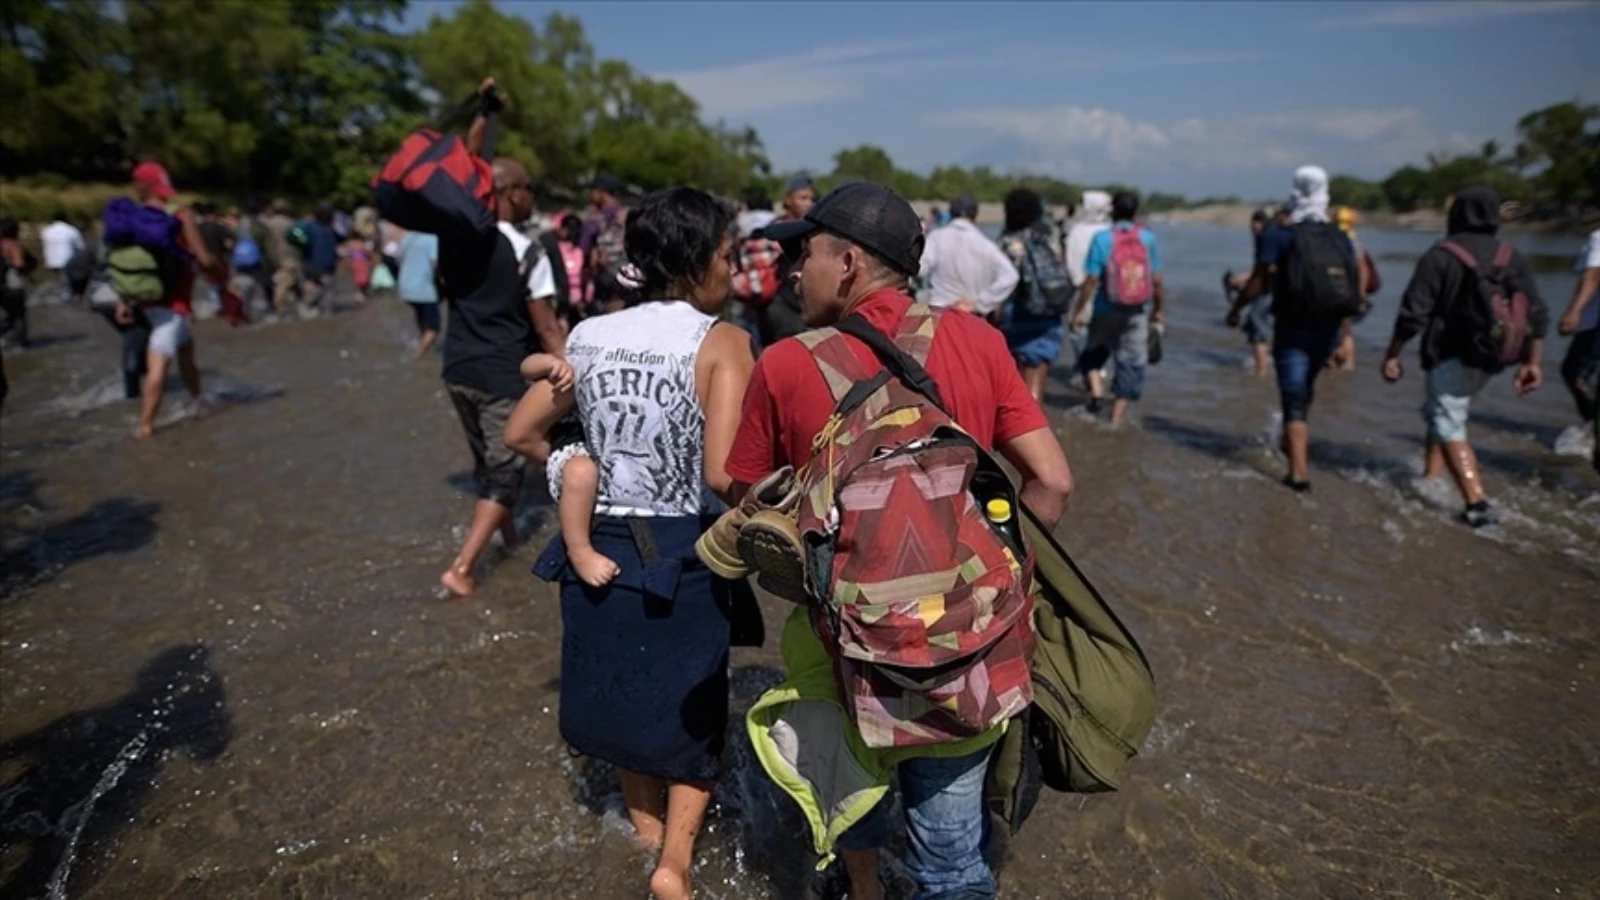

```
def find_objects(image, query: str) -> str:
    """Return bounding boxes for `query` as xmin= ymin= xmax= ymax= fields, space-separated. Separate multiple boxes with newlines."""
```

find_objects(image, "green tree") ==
xmin=831 ymin=145 xmax=898 ymax=186
xmin=1514 ymin=101 xmax=1600 ymax=207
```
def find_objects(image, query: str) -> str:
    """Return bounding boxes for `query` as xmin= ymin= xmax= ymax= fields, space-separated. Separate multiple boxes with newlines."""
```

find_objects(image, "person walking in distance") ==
xmin=1555 ymin=228 xmax=1599 ymax=454
xmin=1224 ymin=208 xmax=1282 ymax=378
xmin=39 ymin=210 xmax=86 ymax=306
xmin=436 ymin=78 xmax=566 ymax=597
xmin=115 ymin=162 xmax=223 ymax=440
xmin=396 ymin=228 xmax=442 ymax=359
xmin=718 ymin=182 xmax=1073 ymax=900
xmin=1381 ymin=186 xmax=1549 ymax=528
xmin=916 ymin=192 xmax=1018 ymax=317
xmin=1227 ymin=165 xmax=1363 ymax=491
xmin=505 ymin=188 xmax=754 ymax=900
xmin=1070 ymin=190 xmax=1165 ymax=425
xmin=999 ymin=188 xmax=1077 ymax=402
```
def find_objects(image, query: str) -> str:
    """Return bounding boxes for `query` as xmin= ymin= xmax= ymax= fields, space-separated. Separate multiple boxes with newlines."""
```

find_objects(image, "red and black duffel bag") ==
xmin=372 ymin=93 xmax=500 ymax=242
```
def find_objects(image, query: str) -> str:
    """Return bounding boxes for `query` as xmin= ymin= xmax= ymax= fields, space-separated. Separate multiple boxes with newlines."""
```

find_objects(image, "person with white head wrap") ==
xmin=1287 ymin=165 xmax=1332 ymax=224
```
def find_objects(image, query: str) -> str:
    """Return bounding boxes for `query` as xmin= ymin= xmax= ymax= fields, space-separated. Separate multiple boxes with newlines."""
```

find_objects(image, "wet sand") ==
xmin=3 ymin=226 xmax=1598 ymax=898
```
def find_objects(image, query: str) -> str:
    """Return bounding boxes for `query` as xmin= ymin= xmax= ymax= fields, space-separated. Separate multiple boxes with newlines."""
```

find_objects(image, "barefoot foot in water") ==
xmin=440 ymin=564 xmax=476 ymax=597
xmin=134 ymin=422 xmax=154 ymax=440
xmin=569 ymin=546 xmax=621 ymax=588
xmin=649 ymin=864 xmax=690 ymax=900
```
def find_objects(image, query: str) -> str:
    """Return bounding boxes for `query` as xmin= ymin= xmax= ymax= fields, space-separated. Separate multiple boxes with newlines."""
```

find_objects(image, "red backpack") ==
xmin=1106 ymin=226 xmax=1154 ymax=307
xmin=792 ymin=305 xmax=1035 ymax=749
xmin=372 ymin=96 xmax=498 ymax=243
xmin=1438 ymin=240 xmax=1530 ymax=370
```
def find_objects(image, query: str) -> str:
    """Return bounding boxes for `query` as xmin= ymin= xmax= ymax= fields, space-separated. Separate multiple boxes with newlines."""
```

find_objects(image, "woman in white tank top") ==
xmin=506 ymin=187 xmax=754 ymax=900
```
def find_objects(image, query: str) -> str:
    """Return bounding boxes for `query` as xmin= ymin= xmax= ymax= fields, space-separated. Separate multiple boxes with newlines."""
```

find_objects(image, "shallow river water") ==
xmin=1 ymin=224 xmax=1597 ymax=899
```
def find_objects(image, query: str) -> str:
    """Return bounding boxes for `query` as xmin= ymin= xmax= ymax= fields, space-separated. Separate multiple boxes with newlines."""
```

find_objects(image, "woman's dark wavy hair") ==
xmin=1003 ymin=188 xmax=1044 ymax=234
xmin=624 ymin=187 xmax=737 ymax=299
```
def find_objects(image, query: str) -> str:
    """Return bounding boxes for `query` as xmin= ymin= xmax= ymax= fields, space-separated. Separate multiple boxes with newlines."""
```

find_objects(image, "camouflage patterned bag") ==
xmin=793 ymin=304 xmax=1034 ymax=749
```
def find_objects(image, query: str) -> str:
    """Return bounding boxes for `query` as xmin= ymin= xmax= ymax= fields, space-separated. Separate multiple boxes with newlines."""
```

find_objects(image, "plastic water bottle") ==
xmin=985 ymin=497 xmax=1023 ymax=555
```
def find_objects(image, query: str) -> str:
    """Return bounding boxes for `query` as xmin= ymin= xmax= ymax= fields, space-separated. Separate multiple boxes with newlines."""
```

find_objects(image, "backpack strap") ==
xmin=795 ymin=329 xmax=877 ymax=405
xmin=1491 ymin=240 xmax=1514 ymax=271
xmin=1437 ymin=240 xmax=1479 ymax=270
xmin=836 ymin=303 xmax=949 ymax=412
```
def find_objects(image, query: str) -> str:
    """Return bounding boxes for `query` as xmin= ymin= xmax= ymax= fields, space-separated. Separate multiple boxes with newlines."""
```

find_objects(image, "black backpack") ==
xmin=1012 ymin=227 xmax=1074 ymax=317
xmin=1277 ymin=222 xmax=1360 ymax=321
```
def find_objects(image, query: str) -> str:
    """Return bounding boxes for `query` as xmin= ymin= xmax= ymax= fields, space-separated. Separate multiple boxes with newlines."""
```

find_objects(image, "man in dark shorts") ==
xmin=437 ymin=78 xmax=565 ymax=597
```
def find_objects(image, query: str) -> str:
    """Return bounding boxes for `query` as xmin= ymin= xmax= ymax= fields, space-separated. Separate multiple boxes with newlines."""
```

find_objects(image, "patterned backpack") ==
xmin=793 ymin=304 xmax=1035 ymax=749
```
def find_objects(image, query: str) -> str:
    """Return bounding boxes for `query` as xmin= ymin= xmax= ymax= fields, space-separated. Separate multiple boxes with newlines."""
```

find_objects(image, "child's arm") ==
xmin=519 ymin=352 xmax=575 ymax=392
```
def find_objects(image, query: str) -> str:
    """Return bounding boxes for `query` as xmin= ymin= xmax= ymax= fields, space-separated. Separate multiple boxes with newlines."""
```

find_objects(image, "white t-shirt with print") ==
xmin=1576 ymin=229 xmax=1600 ymax=333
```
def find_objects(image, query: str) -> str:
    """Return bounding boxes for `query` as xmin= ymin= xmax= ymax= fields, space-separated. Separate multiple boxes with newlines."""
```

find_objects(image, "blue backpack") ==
xmin=233 ymin=234 xmax=263 ymax=269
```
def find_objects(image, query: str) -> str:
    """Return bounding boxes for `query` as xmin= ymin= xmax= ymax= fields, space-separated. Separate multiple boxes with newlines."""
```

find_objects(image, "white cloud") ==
xmin=661 ymin=38 xmax=1270 ymax=119
xmin=928 ymin=104 xmax=1487 ymax=182
xmin=1308 ymin=1 xmax=1588 ymax=30
xmin=659 ymin=35 xmax=968 ymax=118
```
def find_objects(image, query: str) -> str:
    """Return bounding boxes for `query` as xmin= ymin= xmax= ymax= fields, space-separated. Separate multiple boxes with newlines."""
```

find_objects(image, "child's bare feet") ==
xmin=440 ymin=563 xmax=476 ymax=597
xmin=648 ymin=864 xmax=689 ymax=900
xmin=569 ymin=546 xmax=620 ymax=587
xmin=133 ymin=422 xmax=154 ymax=440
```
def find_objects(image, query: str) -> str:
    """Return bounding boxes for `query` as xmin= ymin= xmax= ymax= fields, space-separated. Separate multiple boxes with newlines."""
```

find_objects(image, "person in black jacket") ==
xmin=1380 ymin=185 xmax=1549 ymax=528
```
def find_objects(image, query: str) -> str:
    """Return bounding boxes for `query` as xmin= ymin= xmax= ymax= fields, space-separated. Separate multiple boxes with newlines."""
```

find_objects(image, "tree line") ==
xmin=2 ymin=0 xmax=1594 ymax=220
xmin=1328 ymin=103 xmax=1599 ymax=215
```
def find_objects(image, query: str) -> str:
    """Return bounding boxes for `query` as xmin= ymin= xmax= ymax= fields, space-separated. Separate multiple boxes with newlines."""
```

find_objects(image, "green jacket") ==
xmin=746 ymin=606 xmax=1006 ymax=868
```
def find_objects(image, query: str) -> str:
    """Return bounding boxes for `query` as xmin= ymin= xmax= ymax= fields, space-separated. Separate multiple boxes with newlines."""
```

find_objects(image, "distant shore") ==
xmin=1154 ymin=202 xmax=1595 ymax=235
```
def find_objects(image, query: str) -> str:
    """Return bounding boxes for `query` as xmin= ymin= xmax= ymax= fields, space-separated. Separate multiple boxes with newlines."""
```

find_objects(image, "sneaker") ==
xmin=1461 ymin=500 xmax=1496 ymax=529
xmin=695 ymin=466 xmax=798 ymax=579
xmin=739 ymin=509 xmax=809 ymax=605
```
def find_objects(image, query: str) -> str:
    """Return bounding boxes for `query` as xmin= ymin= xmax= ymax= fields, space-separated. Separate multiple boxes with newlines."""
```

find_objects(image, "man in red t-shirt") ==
xmin=724 ymin=182 xmax=1073 ymax=900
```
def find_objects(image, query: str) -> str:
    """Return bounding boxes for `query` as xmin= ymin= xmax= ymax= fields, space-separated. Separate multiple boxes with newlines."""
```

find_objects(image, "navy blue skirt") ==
xmin=533 ymin=515 xmax=730 ymax=781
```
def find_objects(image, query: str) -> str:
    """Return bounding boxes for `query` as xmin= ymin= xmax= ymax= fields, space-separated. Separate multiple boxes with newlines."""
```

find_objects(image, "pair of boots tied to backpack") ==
xmin=695 ymin=467 xmax=808 ymax=604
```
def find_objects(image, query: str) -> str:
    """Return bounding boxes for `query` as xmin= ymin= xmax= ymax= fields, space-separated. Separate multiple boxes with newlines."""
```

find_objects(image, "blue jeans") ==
xmin=1077 ymin=305 xmax=1150 ymax=401
xmin=837 ymin=747 xmax=995 ymax=899
xmin=1272 ymin=319 xmax=1343 ymax=423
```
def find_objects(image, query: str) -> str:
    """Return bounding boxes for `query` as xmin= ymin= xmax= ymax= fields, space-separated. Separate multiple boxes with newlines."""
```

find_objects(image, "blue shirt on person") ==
xmin=1084 ymin=221 xmax=1163 ymax=313
xmin=302 ymin=220 xmax=339 ymax=276
xmin=397 ymin=232 xmax=440 ymax=303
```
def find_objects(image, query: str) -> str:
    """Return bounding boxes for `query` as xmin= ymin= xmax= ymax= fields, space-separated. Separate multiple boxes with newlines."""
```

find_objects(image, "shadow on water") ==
xmin=0 ymin=495 xmax=161 ymax=601
xmin=0 ymin=644 xmax=232 ymax=900
xmin=1145 ymin=414 xmax=1403 ymax=477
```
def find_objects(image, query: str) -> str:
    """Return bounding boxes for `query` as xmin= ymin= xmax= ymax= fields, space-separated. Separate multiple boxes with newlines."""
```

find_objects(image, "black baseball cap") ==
xmin=587 ymin=173 xmax=622 ymax=193
xmin=764 ymin=182 xmax=924 ymax=277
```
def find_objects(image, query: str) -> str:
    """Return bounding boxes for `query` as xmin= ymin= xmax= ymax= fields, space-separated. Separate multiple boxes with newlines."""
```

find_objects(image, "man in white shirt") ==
xmin=1557 ymin=228 xmax=1600 ymax=456
xmin=918 ymin=193 xmax=1018 ymax=317
xmin=40 ymin=212 xmax=86 ymax=304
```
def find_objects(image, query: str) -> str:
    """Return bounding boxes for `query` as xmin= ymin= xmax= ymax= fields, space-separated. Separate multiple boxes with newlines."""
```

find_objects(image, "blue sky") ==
xmin=404 ymin=1 xmax=1600 ymax=199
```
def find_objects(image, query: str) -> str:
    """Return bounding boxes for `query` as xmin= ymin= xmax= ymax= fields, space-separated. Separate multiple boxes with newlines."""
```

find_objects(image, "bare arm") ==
xmin=504 ymin=380 xmax=575 ymax=464
xmin=999 ymin=427 xmax=1073 ymax=529
xmin=1227 ymin=262 xmax=1272 ymax=323
xmin=177 ymin=209 xmax=223 ymax=282
xmin=466 ymin=77 xmax=496 ymax=158
xmin=528 ymin=298 xmax=567 ymax=360
xmin=698 ymin=323 xmax=756 ymax=500
xmin=1151 ymin=272 xmax=1166 ymax=321
xmin=1070 ymin=276 xmax=1097 ymax=326
xmin=1559 ymin=267 xmax=1600 ymax=335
